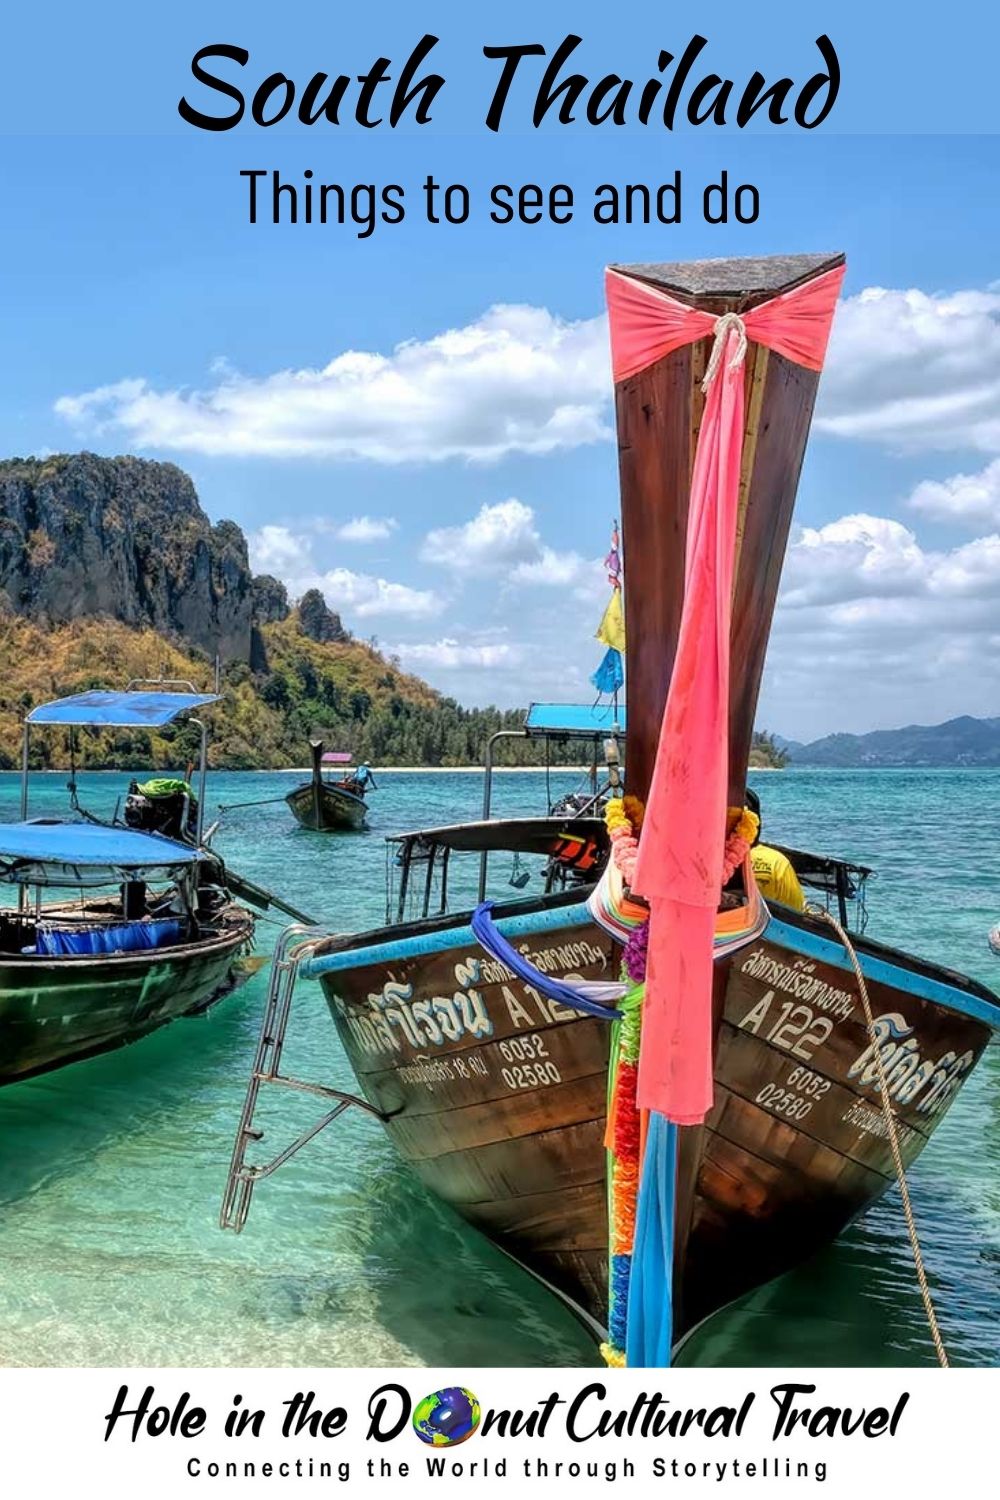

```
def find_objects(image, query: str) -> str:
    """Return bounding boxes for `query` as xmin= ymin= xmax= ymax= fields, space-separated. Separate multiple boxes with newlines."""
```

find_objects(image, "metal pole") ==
xmin=18 ymin=723 xmax=29 ymax=913
xmin=836 ymin=863 xmax=850 ymax=929
xmin=396 ymin=844 xmax=410 ymax=923
xmin=604 ymin=736 xmax=622 ymax=794
xmin=422 ymin=842 xmax=436 ymax=919
xmin=19 ymin=722 xmax=29 ymax=819
xmin=478 ymin=729 xmax=526 ymax=902
xmin=194 ymin=720 xmax=208 ymax=844
xmin=439 ymin=847 xmax=450 ymax=915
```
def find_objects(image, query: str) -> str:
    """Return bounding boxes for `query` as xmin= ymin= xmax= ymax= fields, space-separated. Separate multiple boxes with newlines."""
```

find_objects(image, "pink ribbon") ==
xmin=606 ymin=262 xmax=845 ymax=1124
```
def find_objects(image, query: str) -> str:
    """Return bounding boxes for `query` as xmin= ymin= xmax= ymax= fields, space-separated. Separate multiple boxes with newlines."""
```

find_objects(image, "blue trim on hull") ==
xmin=303 ymin=900 xmax=593 ymax=977
xmin=304 ymin=903 xmax=1000 ymax=1032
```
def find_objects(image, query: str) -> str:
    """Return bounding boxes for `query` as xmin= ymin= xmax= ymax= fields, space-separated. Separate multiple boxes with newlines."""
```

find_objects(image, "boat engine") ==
xmin=124 ymin=778 xmax=199 ymax=842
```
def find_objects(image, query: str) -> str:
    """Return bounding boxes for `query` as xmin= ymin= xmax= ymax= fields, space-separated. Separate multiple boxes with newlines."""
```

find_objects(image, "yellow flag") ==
xmin=595 ymin=590 xmax=626 ymax=653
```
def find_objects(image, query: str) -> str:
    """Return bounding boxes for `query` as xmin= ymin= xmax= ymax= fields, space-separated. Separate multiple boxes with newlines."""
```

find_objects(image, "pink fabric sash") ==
xmin=606 ymin=262 xmax=844 ymax=1124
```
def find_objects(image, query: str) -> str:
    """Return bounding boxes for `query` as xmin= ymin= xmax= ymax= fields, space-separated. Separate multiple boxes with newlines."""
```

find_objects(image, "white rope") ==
xmin=701 ymin=311 xmax=749 ymax=393
xmin=807 ymin=904 xmax=949 ymax=1368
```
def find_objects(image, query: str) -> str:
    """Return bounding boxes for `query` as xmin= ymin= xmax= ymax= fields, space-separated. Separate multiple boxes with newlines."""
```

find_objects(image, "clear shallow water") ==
xmin=0 ymin=767 xmax=997 ymax=1368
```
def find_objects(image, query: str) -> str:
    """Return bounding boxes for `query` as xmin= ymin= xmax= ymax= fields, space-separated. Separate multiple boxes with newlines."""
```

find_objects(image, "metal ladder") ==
xmin=220 ymin=924 xmax=386 ymax=1233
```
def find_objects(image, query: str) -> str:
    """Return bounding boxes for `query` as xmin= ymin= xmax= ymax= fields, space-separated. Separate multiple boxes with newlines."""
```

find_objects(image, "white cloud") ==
xmin=52 ymin=278 xmax=1000 ymax=477
xmin=386 ymin=617 xmax=603 ymax=708
xmin=49 ymin=275 xmax=1000 ymax=733
xmin=249 ymin=523 xmax=439 ymax=619
xmin=53 ymin=305 xmax=610 ymax=464
xmin=818 ymin=285 xmax=1000 ymax=452
xmin=334 ymin=515 xmax=398 ymax=542
xmin=393 ymin=638 xmax=525 ymax=671
xmin=929 ymin=533 xmax=1000 ymax=598
xmin=420 ymin=498 xmax=604 ymax=601
xmin=51 ymin=278 xmax=1000 ymax=473
xmin=779 ymin=514 xmax=929 ymax=609
xmin=907 ymin=458 xmax=1000 ymax=527
xmin=318 ymin=569 xmax=440 ymax=619
xmin=421 ymin=499 xmax=541 ymax=572
xmin=249 ymin=523 xmax=301 ymax=573
xmin=761 ymin=512 xmax=1000 ymax=736
xmin=781 ymin=513 xmax=1000 ymax=611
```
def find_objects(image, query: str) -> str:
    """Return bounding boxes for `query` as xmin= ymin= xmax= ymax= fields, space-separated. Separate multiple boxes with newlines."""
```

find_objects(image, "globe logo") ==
xmin=412 ymin=1387 xmax=481 ymax=1446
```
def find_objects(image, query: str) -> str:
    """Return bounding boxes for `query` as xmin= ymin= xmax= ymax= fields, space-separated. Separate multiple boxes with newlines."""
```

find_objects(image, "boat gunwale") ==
xmin=286 ymin=781 xmax=367 ymax=811
xmin=0 ymin=906 xmax=254 ymax=973
xmin=305 ymin=894 xmax=1000 ymax=1028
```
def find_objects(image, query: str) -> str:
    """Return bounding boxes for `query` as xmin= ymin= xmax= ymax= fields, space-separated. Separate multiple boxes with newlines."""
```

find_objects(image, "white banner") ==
xmin=3 ymin=1366 xmax=996 ymax=1495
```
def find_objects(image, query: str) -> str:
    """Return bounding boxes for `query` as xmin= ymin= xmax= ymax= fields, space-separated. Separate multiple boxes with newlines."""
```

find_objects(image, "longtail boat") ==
xmin=286 ymin=740 xmax=370 ymax=831
xmin=223 ymin=254 xmax=1000 ymax=1362
xmin=0 ymin=684 xmax=258 ymax=1085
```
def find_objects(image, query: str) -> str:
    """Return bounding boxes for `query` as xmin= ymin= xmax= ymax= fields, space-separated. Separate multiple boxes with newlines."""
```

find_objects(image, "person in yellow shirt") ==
xmin=751 ymin=843 xmax=806 ymax=911
xmin=745 ymin=790 xmax=806 ymax=912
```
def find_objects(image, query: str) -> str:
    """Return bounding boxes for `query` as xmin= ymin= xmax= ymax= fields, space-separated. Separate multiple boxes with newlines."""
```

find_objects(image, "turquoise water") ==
xmin=0 ymin=767 xmax=997 ymax=1368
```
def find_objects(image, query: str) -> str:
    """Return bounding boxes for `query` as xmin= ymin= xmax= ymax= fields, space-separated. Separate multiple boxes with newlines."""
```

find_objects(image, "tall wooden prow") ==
xmin=610 ymin=252 xmax=845 ymax=805
xmin=308 ymin=736 xmax=325 ymax=830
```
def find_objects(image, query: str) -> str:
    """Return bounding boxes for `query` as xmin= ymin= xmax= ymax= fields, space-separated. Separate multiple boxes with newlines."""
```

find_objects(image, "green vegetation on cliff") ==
xmin=0 ymin=605 xmax=794 ymax=774
xmin=0 ymin=453 xmax=559 ymax=770
xmin=0 ymin=607 xmax=558 ymax=770
xmin=0 ymin=452 xmax=794 ymax=775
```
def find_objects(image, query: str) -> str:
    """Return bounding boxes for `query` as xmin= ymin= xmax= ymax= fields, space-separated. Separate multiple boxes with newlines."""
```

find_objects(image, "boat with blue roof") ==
xmin=0 ymin=682 xmax=258 ymax=1085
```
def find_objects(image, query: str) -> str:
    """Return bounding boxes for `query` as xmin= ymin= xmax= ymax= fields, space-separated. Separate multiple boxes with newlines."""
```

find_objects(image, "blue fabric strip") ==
xmin=471 ymin=901 xmax=621 ymax=1020
xmin=35 ymin=917 xmax=184 ymax=957
xmin=591 ymin=647 xmax=624 ymax=696
xmin=626 ymin=1113 xmax=677 ymax=1367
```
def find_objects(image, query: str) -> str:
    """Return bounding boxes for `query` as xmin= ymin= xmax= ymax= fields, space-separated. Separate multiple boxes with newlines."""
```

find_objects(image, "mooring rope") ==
xmin=806 ymin=903 xmax=949 ymax=1368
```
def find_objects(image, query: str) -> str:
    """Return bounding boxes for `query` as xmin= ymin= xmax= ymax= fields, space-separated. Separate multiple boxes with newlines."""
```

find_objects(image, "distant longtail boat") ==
xmin=224 ymin=255 xmax=1000 ymax=1363
xmin=285 ymin=740 xmax=372 ymax=831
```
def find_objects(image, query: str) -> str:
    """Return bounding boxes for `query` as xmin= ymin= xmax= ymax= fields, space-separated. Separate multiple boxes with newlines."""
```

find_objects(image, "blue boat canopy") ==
xmin=524 ymin=702 xmax=627 ymax=738
xmin=0 ymin=822 xmax=199 ymax=886
xmin=27 ymin=690 xmax=220 ymax=728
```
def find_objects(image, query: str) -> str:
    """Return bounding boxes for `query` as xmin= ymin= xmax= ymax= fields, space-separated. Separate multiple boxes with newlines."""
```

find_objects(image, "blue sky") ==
xmin=2 ymin=5 xmax=999 ymax=738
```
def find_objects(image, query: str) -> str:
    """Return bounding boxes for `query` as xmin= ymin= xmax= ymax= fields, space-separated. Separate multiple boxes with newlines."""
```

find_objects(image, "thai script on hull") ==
xmin=847 ymin=1012 xmax=975 ymax=1116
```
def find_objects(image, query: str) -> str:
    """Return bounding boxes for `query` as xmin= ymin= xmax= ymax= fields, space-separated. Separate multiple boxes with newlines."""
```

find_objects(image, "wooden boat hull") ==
xmin=0 ymin=907 xmax=256 ymax=1086
xmin=286 ymin=781 xmax=367 ymax=831
xmin=310 ymin=896 xmax=998 ymax=1341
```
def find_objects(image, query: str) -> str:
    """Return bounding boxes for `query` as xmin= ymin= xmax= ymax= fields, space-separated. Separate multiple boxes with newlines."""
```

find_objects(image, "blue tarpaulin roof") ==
xmin=524 ymin=702 xmax=627 ymax=737
xmin=0 ymin=822 xmax=198 ymax=886
xmin=27 ymin=691 xmax=219 ymax=728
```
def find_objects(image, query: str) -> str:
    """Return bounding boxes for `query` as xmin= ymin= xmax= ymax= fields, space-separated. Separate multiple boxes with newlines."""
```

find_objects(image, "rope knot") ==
xmin=701 ymin=311 xmax=748 ymax=393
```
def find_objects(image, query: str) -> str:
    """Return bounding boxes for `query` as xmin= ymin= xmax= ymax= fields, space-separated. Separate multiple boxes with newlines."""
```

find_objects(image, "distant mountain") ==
xmin=789 ymin=716 xmax=1000 ymax=768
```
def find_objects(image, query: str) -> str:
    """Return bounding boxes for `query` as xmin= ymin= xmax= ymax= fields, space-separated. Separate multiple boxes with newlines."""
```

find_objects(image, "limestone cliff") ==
xmin=0 ymin=453 xmax=260 ymax=660
xmin=297 ymin=587 xmax=349 ymax=644
xmin=0 ymin=452 xmax=547 ymax=770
